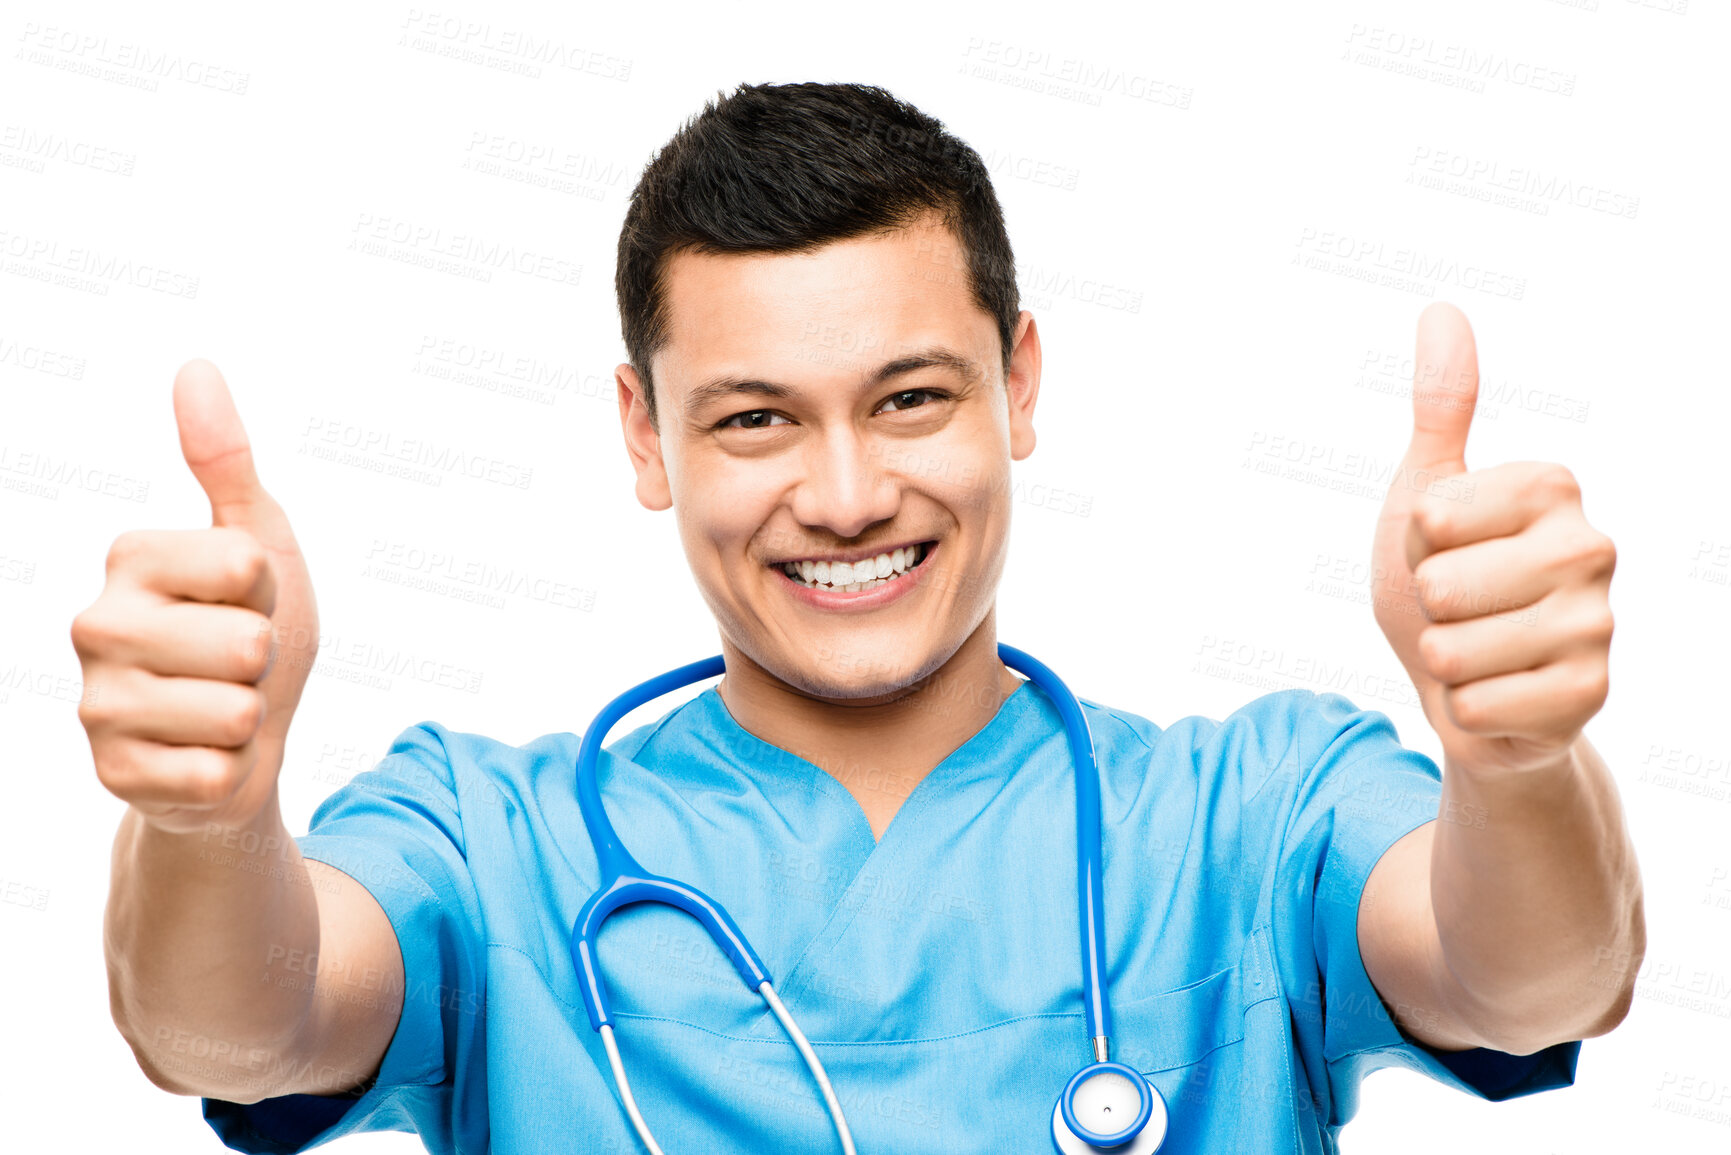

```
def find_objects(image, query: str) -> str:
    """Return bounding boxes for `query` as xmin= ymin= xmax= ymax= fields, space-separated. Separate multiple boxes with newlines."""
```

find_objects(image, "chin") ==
xmin=745 ymin=625 xmax=959 ymax=703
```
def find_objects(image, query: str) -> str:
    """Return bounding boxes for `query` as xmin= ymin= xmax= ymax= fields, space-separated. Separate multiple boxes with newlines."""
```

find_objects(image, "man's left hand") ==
xmin=1369 ymin=302 xmax=1617 ymax=775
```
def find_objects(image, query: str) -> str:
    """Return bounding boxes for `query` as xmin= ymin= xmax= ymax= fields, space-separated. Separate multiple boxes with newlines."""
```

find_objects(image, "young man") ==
xmin=82 ymin=83 xmax=1643 ymax=1153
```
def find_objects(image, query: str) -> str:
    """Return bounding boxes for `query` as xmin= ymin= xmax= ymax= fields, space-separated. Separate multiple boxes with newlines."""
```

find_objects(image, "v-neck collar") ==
xmin=680 ymin=677 xmax=1046 ymax=1037
xmin=692 ymin=677 xmax=1038 ymax=849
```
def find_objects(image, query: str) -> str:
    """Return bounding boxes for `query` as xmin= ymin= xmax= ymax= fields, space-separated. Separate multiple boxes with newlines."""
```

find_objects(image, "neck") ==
xmin=714 ymin=614 xmax=1023 ymax=842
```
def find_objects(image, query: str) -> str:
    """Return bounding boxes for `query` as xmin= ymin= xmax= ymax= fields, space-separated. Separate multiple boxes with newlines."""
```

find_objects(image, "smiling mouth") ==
xmin=775 ymin=541 xmax=933 ymax=592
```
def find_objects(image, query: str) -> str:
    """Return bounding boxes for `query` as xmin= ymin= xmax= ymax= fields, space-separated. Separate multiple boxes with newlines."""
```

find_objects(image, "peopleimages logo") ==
xmin=959 ymin=37 xmax=1193 ymax=109
xmin=0 ymin=444 xmax=150 ymax=502
xmin=1341 ymin=24 xmax=1576 ymax=97
xmin=14 ymin=22 xmax=251 ymax=94
xmin=348 ymin=213 xmax=582 ymax=288
xmin=398 ymin=9 xmax=632 ymax=81
xmin=1408 ymin=146 xmax=1640 ymax=220
xmin=0 ymin=335 xmax=87 ymax=379
xmin=0 ymin=228 xmax=200 ymax=298
xmin=1293 ymin=228 xmax=1527 ymax=301
xmin=299 ymin=417 xmax=534 ymax=490
xmin=0 ymin=124 xmax=136 ymax=176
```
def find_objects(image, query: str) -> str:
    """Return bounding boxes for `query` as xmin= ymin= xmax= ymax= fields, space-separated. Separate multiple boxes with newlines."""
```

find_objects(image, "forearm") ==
xmin=104 ymin=792 xmax=325 ymax=1099
xmin=1428 ymin=734 xmax=1645 ymax=1051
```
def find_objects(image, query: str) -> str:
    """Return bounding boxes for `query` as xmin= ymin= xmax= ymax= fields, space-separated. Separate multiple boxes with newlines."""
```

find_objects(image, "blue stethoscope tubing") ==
xmin=569 ymin=644 xmax=1166 ymax=1153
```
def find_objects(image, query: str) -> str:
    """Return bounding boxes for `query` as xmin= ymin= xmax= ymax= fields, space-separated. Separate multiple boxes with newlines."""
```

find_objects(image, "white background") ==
xmin=3 ymin=0 xmax=1728 ymax=1151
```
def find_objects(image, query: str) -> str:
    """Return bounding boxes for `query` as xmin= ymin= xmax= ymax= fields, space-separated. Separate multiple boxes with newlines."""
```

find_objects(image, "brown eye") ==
xmin=878 ymin=389 xmax=945 ymax=413
xmin=719 ymin=409 xmax=790 ymax=430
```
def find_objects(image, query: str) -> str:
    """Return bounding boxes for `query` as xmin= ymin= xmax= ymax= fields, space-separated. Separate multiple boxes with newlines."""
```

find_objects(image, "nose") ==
xmin=788 ymin=427 xmax=901 ymax=540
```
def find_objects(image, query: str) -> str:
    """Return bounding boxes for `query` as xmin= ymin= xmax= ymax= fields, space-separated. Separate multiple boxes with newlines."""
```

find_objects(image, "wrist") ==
xmin=1443 ymin=739 xmax=1578 ymax=792
xmin=1435 ymin=743 xmax=1586 ymax=836
xmin=129 ymin=787 xmax=293 ymax=879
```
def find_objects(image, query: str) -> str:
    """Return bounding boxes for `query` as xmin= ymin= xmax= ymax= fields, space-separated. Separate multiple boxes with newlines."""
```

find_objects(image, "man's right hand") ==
xmin=84 ymin=363 xmax=404 ymax=1104
xmin=73 ymin=360 xmax=320 ymax=835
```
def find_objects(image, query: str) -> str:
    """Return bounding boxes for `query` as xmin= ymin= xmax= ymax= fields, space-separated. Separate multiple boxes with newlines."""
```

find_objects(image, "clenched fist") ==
xmin=1369 ymin=304 xmax=1616 ymax=776
xmin=72 ymin=361 xmax=320 ymax=834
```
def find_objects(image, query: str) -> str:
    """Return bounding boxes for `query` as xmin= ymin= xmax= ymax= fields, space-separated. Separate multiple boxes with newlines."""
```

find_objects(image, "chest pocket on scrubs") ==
xmin=1106 ymin=940 xmax=1283 ymax=1150
xmin=1109 ymin=963 xmax=1253 ymax=1150
xmin=1109 ymin=962 xmax=1248 ymax=1076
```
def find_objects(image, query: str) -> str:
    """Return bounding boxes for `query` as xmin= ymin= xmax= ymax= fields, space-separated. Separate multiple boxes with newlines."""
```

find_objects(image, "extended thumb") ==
xmin=1405 ymin=301 xmax=1479 ymax=475
xmin=172 ymin=359 xmax=280 ymax=531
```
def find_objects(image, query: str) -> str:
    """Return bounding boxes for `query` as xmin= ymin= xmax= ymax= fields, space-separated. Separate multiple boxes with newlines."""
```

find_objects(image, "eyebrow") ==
xmin=683 ymin=347 xmax=984 ymax=412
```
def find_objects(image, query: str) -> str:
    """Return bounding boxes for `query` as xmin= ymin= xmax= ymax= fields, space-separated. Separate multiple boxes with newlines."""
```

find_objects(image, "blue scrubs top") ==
xmin=203 ymin=678 xmax=1579 ymax=1154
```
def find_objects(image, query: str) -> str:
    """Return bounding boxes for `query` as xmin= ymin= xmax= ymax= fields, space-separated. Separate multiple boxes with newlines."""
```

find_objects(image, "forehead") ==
xmin=653 ymin=215 xmax=993 ymax=391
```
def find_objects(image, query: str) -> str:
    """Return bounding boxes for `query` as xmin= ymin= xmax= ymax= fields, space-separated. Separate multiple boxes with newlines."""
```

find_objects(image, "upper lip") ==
xmin=766 ymin=539 xmax=934 ymax=567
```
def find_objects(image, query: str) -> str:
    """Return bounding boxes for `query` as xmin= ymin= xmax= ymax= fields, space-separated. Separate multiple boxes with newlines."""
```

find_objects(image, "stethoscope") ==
xmin=569 ymin=644 xmax=1167 ymax=1154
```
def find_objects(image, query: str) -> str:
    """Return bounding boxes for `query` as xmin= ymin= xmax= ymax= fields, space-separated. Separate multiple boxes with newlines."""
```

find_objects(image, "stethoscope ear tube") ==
xmin=1003 ymin=647 xmax=1166 ymax=1153
xmin=571 ymin=873 xmax=772 ymax=1031
xmin=996 ymin=644 xmax=1112 ymax=1045
xmin=570 ymin=653 xmax=857 ymax=1151
xmin=569 ymin=653 xmax=766 ymax=1032
xmin=574 ymin=654 xmax=727 ymax=882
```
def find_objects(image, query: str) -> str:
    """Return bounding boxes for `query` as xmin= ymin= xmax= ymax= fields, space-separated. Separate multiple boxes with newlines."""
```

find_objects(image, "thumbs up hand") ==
xmin=1369 ymin=304 xmax=1616 ymax=776
xmin=72 ymin=361 xmax=320 ymax=834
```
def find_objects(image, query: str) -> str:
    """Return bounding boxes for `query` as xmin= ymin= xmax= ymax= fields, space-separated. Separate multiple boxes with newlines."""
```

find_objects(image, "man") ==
xmin=81 ymin=82 xmax=1642 ymax=1153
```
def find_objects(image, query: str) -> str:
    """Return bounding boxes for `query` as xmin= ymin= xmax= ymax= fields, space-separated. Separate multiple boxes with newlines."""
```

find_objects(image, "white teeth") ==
xmin=780 ymin=543 xmax=928 ymax=592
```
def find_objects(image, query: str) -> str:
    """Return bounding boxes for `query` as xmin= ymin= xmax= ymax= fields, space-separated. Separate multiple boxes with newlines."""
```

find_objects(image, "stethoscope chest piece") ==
xmin=1051 ymin=1062 xmax=1167 ymax=1154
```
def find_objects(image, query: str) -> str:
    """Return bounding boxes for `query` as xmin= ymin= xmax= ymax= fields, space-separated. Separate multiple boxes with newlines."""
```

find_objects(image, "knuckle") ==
xmin=1411 ymin=500 xmax=1453 ymax=548
xmin=69 ymin=609 xmax=98 ymax=657
xmin=1583 ymin=531 xmax=1617 ymax=577
xmin=1579 ymin=663 xmax=1610 ymax=713
xmin=215 ymin=690 xmax=266 ymax=746
xmin=184 ymin=748 xmax=239 ymax=806
xmin=1448 ymin=686 xmax=1490 ymax=731
xmin=1413 ymin=565 xmax=1450 ymax=619
xmin=105 ymin=530 xmax=149 ymax=575
xmin=233 ymin=616 xmax=275 ymax=680
xmin=69 ymin=606 xmax=123 ymax=658
xmin=1540 ymin=463 xmax=1580 ymax=503
xmin=1418 ymin=629 xmax=1460 ymax=683
xmin=220 ymin=536 xmax=270 ymax=593
xmin=77 ymin=687 xmax=116 ymax=732
xmin=89 ymin=738 xmax=138 ymax=795
xmin=1583 ymin=602 xmax=1615 ymax=645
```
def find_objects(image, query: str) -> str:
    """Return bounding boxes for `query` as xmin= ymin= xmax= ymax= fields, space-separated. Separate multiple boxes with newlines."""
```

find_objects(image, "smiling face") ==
xmin=616 ymin=213 xmax=1041 ymax=701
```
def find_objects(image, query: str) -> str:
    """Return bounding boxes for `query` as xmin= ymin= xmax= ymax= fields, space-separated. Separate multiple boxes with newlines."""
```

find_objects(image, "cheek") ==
xmin=929 ymin=453 xmax=1006 ymax=524
xmin=922 ymin=410 xmax=1010 ymax=504
xmin=674 ymin=467 xmax=777 ymax=564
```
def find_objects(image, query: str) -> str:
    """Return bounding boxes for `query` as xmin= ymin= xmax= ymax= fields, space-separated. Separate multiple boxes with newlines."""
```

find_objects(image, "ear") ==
xmin=617 ymin=362 xmax=672 ymax=511
xmin=1006 ymin=310 xmax=1041 ymax=461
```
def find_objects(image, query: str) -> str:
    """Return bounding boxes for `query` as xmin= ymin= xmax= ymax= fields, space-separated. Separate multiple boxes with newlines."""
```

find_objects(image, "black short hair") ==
xmin=615 ymin=81 xmax=1019 ymax=427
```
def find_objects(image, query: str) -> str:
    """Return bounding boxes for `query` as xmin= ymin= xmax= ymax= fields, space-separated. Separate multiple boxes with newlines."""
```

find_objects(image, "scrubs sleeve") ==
xmin=1280 ymin=691 xmax=1581 ymax=1126
xmin=201 ymin=722 xmax=486 ymax=1155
